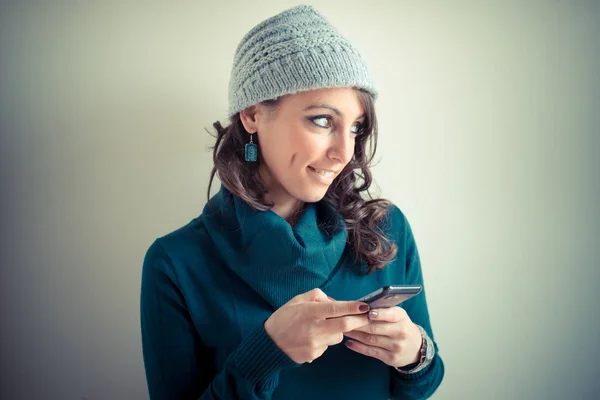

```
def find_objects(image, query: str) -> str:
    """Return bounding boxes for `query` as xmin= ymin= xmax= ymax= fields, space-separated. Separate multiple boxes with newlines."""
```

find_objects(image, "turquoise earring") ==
xmin=245 ymin=133 xmax=257 ymax=162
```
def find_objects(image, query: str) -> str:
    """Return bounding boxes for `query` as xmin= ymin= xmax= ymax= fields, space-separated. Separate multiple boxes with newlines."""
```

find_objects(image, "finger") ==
xmin=345 ymin=339 xmax=395 ymax=365
xmin=351 ymin=320 xmax=393 ymax=336
xmin=367 ymin=306 xmax=406 ymax=323
xmin=344 ymin=330 xmax=398 ymax=352
xmin=306 ymin=344 xmax=329 ymax=364
xmin=321 ymin=314 xmax=369 ymax=335
xmin=324 ymin=332 xmax=345 ymax=347
xmin=287 ymin=288 xmax=327 ymax=306
xmin=309 ymin=300 xmax=369 ymax=319
xmin=307 ymin=288 xmax=329 ymax=302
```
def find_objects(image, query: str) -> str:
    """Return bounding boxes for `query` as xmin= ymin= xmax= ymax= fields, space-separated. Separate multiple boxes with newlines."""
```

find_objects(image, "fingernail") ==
xmin=327 ymin=296 xmax=335 ymax=301
xmin=359 ymin=304 xmax=369 ymax=312
xmin=345 ymin=340 xmax=354 ymax=347
xmin=369 ymin=310 xmax=378 ymax=319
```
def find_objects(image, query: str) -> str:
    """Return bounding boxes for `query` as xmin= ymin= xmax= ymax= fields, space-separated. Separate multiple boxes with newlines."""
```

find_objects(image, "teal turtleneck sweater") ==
xmin=140 ymin=185 xmax=444 ymax=399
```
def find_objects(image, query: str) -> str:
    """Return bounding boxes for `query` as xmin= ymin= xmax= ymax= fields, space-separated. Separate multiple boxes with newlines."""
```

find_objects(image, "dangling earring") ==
xmin=245 ymin=132 xmax=258 ymax=162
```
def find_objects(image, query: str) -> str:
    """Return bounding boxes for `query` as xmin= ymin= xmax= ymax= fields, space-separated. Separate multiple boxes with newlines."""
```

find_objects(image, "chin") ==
xmin=291 ymin=185 xmax=329 ymax=203
xmin=303 ymin=190 xmax=328 ymax=203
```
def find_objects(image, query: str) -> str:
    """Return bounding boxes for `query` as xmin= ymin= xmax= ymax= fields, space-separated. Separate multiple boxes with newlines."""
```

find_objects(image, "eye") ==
xmin=351 ymin=122 xmax=365 ymax=136
xmin=308 ymin=116 xmax=332 ymax=129
xmin=309 ymin=116 xmax=366 ymax=136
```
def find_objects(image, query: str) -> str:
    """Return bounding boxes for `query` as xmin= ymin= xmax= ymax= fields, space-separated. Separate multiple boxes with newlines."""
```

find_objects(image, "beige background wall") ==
xmin=1 ymin=1 xmax=598 ymax=399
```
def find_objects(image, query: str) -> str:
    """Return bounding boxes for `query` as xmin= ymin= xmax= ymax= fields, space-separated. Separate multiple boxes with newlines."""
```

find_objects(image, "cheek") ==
xmin=261 ymin=129 xmax=325 ymax=170
xmin=259 ymin=131 xmax=291 ymax=162
xmin=290 ymin=134 xmax=324 ymax=165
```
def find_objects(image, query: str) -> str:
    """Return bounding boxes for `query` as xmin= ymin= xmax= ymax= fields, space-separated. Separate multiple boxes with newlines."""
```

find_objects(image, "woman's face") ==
xmin=240 ymin=87 xmax=366 ymax=205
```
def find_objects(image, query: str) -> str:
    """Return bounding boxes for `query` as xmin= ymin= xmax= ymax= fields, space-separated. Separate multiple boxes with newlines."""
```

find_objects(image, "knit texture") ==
xmin=202 ymin=185 xmax=347 ymax=309
xmin=140 ymin=185 xmax=445 ymax=399
xmin=227 ymin=4 xmax=379 ymax=118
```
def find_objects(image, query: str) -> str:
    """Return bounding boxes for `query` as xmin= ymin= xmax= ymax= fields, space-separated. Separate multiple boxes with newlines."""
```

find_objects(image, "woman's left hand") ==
xmin=343 ymin=306 xmax=422 ymax=369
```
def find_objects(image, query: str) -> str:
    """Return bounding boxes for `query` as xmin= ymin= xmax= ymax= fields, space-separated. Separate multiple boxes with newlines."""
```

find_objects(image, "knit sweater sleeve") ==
xmin=140 ymin=240 xmax=297 ymax=399
xmin=388 ymin=207 xmax=445 ymax=399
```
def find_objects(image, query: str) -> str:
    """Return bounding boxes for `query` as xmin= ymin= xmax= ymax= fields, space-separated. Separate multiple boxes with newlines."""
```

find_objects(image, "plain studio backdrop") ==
xmin=1 ymin=1 xmax=598 ymax=399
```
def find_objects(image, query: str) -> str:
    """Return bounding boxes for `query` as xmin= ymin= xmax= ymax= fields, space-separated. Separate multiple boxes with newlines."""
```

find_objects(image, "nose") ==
xmin=327 ymin=129 xmax=355 ymax=165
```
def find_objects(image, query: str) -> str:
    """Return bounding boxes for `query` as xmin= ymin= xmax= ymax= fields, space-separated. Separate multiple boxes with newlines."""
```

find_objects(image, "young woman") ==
xmin=141 ymin=5 xmax=445 ymax=399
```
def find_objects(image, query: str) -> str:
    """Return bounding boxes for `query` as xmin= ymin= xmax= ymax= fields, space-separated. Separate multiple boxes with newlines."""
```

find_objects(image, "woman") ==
xmin=141 ymin=4 xmax=444 ymax=399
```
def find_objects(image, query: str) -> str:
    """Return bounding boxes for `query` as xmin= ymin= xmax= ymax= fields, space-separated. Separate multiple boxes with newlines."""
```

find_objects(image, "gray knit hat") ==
xmin=227 ymin=4 xmax=379 ymax=119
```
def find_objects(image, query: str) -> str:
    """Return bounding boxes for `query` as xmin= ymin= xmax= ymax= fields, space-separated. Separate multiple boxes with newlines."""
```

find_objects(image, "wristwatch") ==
xmin=394 ymin=324 xmax=435 ymax=374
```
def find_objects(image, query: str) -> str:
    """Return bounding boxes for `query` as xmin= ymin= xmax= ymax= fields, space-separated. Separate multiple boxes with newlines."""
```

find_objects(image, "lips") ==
xmin=307 ymin=166 xmax=337 ymax=183
xmin=308 ymin=166 xmax=338 ymax=174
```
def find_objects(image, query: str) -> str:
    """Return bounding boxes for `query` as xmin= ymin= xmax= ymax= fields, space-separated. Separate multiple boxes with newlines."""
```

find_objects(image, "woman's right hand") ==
xmin=264 ymin=288 xmax=370 ymax=364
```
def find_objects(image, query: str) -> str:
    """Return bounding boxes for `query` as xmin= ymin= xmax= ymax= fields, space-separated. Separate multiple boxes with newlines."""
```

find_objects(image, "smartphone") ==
xmin=356 ymin=285 xmax=422 ymax=309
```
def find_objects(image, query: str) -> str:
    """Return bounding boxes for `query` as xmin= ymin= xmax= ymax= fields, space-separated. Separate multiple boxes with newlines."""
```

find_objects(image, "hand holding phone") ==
xmin=356 ymin=285 xmax=422 ymax=309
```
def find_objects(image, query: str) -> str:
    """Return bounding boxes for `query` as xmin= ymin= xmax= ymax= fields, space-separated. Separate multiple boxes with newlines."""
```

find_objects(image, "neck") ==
xmin=268 ymin=195 xmax=305 ymax=225
xmin=203 ymin=184 xmax=349 ymax=309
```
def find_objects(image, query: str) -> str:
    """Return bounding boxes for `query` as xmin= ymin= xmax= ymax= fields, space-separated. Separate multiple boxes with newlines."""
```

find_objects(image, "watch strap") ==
xmin=394 ymin=324 xmax=434 ymax=374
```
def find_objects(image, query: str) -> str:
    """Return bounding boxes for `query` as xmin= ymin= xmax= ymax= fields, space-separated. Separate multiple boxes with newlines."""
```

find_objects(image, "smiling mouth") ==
xmin=308 ymin=166 xmax=336 ymax=179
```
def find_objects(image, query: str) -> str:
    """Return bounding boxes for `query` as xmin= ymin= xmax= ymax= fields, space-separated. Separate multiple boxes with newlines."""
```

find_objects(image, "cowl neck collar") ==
xmin=202 ymin=185 xmax=348 ymax=309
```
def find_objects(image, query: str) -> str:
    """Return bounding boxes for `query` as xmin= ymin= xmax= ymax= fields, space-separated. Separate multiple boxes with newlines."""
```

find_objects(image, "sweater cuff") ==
xmin=392 ymin=354 xmax=434 ymax=380
xmin=228 ymin=321 xmax=300 ymax=388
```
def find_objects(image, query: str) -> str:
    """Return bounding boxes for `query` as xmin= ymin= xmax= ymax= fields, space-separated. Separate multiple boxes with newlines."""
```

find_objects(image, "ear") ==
xmin=239 ymin=105 xmax=259 ymax=133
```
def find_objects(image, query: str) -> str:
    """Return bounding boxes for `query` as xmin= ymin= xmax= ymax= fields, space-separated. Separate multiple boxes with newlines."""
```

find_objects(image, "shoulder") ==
xmin=380 ymin=202 xmax=414 ymax=246
xmin=142 ymin=214 xmax=212 ymax=274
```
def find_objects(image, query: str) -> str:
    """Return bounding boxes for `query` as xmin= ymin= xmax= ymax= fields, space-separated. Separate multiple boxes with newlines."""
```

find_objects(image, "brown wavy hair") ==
xmin=207 ymin=89 xmax=397 ymax=274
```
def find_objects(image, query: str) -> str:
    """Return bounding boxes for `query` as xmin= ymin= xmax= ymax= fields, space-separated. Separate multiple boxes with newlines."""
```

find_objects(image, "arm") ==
xmin=140 ymin=240 xmax=297 ymax=399
xmin=389 ymin=208 xmax=445 ymax=400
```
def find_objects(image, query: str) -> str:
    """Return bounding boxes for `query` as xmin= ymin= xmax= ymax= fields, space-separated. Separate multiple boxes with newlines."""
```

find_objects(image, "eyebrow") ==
xmin=303 ymin=104 xmax=365 ymax=120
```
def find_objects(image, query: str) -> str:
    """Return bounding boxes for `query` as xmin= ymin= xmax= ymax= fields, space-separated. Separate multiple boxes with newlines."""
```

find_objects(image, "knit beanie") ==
xmin=227 ymin=4 xmax=379 ymax=119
